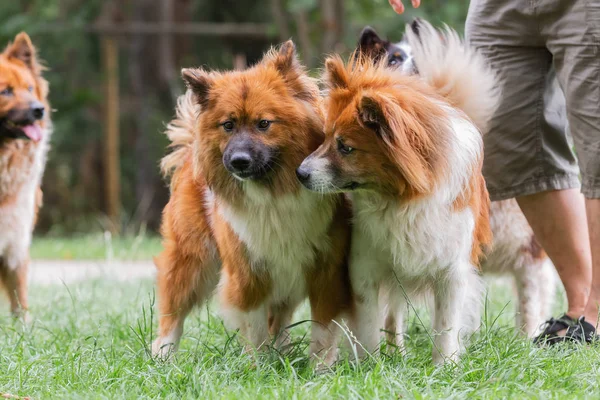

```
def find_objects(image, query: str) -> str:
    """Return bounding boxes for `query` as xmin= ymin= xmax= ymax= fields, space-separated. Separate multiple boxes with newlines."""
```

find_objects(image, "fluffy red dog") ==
xmin=297 ymin=21 xmax=499 ymax=363
xmin=0 ymin=33 xmax=50 ymax=320
xmin=153 ymin=41 xmax=352 ymax=365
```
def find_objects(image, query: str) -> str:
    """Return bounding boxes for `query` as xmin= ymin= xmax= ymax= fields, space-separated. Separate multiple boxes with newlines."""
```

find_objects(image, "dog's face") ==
xmin=357 ymin=26 xmax=416 ymax=74
xmin=0 ymin=33 xmax=46 ymax=143
xmin=297 ymin=57 xmax=448 ymax=199
xmin=183 ymin=41 xmax=323 ymax=197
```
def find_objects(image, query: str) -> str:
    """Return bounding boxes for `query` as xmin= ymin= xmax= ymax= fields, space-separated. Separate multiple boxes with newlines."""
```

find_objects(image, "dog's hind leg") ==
xmin=152 ymin=249 xmax=220 ymax=359
xmin=514 ymin=257 xmax=555 ymax=337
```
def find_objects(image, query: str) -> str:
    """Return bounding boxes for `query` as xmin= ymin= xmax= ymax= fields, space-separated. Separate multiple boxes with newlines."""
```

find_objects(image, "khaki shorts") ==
xmin=466 ymin=0 xmax=600 ymax=200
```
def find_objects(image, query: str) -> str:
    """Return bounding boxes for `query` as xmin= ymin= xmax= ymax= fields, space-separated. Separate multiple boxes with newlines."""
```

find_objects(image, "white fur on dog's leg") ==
xmin=152 ymin=320 xmax=184 ymax=360
xmin=310 ymin=320 xmax=340 ymax=369
xmin=515 ymin=258 xmax=556 ymax=337
xmin=242 ymin=305 xmax=270 ymax=352
xmin=269 ymin=302 xmax=297 ymax=349
xmin=514 ymin=265 xmax=542 ymax=337
xmin=352 ymin=285 xmax=380 ymax=358
xmin=432 ymin=266 xmax=482 ymax=364
xmin=383 ymin=290 xmax=407 ymax=351
xmin=432 ymin=270 xmax=468 ymax=364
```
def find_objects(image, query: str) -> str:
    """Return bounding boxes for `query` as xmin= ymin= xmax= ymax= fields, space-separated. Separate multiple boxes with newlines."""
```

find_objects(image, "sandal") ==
xmin=566 ymin=316 xmax=599 ymax=344
xmin=533 ymin=314 xmax=577 ymax=346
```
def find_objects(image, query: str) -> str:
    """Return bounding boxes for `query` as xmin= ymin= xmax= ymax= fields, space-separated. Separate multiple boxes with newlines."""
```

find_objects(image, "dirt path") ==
xmin=29 ymin=259 xmax=156 ymax=285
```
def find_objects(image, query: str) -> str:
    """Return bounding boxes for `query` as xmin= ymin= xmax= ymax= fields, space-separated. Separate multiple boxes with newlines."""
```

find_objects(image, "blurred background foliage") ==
xmin=0 ymin=0 xmax=469 ymax=236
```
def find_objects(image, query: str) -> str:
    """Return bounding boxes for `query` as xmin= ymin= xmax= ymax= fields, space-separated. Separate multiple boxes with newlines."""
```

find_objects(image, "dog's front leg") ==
xmin=432 ymin=269 xmax=469 ymax=364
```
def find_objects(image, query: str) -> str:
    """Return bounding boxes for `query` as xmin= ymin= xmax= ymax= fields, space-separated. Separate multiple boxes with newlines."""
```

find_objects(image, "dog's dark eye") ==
xmin=337 ymin=140 xmax=354 ymax=155
xmin=0 ymin=87 xmax=13 ymax=96
xmin=257 ymin=120 xmax=271 ymax=131
xmin=222 ymin=121 xmax=234 ymax=132
xmin=28 ymin=86 xmax=34 ymax=92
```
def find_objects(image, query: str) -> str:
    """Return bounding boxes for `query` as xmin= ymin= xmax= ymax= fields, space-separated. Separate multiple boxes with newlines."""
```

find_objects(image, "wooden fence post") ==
xmin=101 ymin=35 xmax=121 ymax=234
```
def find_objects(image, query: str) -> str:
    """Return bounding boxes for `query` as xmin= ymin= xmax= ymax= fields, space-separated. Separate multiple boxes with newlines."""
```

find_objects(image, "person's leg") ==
xmin=544 ymin=0 xmax=600 ymax=334
xmin=469 ymin=0 xmax=592 ymax=341
xmin=583 ymin=200 xmax=600 ymax=327
xmin=517 ymin=190 xmax=592 ymax=322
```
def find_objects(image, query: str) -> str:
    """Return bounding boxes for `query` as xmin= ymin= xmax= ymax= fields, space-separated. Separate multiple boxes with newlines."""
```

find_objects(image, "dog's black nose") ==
xmin=229 ymin=152 xmax=252 ymax=172
xmin=30 ymin=101 xmax=45 ymax=120
xmin=296 ymin=167 xmax=311 ymax=183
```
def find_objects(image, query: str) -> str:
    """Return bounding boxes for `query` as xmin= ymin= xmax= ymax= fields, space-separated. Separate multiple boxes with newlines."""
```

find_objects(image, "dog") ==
xmin=357 ymin=23 xmax=556 ymax=338
xmin=296 ymin=20 xmax=499 ymax=364
xmin=0 ymin=33 xmax=51 ymax=320
xmin=152 ymin=41 xmax=352 ymax=365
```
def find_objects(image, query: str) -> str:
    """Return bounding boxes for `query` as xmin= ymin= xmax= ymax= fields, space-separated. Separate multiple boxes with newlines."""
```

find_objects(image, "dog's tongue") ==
xmin=21 ymin=124 xmax=43 ymax=142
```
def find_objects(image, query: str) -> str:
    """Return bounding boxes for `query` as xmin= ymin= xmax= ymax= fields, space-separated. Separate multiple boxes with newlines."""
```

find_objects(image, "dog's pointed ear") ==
xmin=359 ymin=95 xmax=389 ymax=137
xmin=270 ymin=40 xmax=297 ymax=75
xmin=5 ymin=32 xmax=41 ymax=73
xmin=182 ymin=68 xmax=213 ymax=108
xmin=324 ymin=56 xmax=349 ymax=90
xmin=360 ymin=93 xmax=438 ymax=195
xmin=265 ymin=40 xmax=317 ymax=101
xmin=410 ymin=18 xmax=423 ymax=37
xmin=358 ymin=26 xmax=384 ymax=51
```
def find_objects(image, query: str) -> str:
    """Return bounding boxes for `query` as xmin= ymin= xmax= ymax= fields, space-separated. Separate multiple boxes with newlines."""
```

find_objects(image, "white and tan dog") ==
xmin=297 ymin=19 xmax=499 ymax=363
xmin=0 ymin=33 xmax=51 ymax=320
xmin=358 ymin=21 xmax=556 ymax=338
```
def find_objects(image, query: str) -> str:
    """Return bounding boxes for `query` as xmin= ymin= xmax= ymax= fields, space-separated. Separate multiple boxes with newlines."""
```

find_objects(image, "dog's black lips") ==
xmin=233 ymin=155 xmax=279 ymax=181
xmin=0 ymin=118 xmax=30 ymax=140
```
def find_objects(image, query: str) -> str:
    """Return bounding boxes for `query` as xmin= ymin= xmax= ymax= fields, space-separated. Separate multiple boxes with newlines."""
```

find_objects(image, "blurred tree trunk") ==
xmin=174 ymin=0 xmax=193 ymax=66
xmin=270 ymin=0 xmax=291 ymax=41
xmin=98 ymin=0 xmax=122 ymax=232
xmin=127 ymin=0 xmax=160 ymax=230
xmin=334 ymin=0 xmax=345 ymax=52
xmin=159 ymin=0 xmax=179 ymax=103
xmin=293 ymin=10 xmax=314 ymax=68
xmin=320 ymin=0 xmax=344 ymax=54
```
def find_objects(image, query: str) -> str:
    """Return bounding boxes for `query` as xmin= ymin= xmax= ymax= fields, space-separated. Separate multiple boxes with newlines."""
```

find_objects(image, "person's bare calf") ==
xmin=517 ymin=189 xmax=592 ymax=337
xmin=583 ymin=199 xmax=600 ymax=328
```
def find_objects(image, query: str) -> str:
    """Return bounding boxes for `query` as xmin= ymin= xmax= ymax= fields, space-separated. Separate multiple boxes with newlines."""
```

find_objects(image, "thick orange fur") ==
xmin=0 ymin=33 xmax=51 ymax=319
xmin=154 ymin=41 xmax=352 ymax=361
xmin=297 ymin=53 xmax=491 ymax=362
xmin=323 ymin=55 xmax=451 ymax=199
xmin=321 ymin=54 xmax=491 ymax=265
xmin=453 ymin=162 xmax=492 ymax=266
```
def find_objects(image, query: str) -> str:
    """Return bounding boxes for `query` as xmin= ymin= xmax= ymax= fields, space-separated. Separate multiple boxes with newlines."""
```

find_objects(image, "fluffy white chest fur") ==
xmin=354 ymin=112 xmax=480 ymax=279
xmin=216 ymin=184 xmax=335 ymax=303
xmin=0 ymin=132 xmax=50 ymax=270
xmin=353 ymin=194 xmax=475 ymax=279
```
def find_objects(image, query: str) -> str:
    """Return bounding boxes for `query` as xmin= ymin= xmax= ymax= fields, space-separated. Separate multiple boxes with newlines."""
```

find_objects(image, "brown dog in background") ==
xmin=0 ymin=33 xmax=51 ymax=320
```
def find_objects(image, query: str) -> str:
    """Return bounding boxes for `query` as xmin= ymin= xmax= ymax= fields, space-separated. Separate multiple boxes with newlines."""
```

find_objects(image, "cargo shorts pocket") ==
xmin=586 ymin=0 xmax=600 ymax=40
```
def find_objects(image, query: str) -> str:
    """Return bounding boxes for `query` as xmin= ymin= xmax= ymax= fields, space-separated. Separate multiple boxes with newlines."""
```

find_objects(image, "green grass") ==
xmin=1 ymin=277 xmax=599 ymax=399
xmin=30 ymin=234 xmax=162 ymax=261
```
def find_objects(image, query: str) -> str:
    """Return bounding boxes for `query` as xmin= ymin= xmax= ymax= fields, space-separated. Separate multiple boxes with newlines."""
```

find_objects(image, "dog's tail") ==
xmin=160 ymin=90 xmax=199 ymax=178
xmin=405 ymin=19 xmax=501 ymax=134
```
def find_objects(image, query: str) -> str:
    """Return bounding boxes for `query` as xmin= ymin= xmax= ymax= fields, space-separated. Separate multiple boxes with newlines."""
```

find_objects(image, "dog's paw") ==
xmin=11 ymin=308 xmax=31 ymax=325
xmin=151 ymin=338 xmax=176 ymax=361
xmin=432 ymin=349 xmax=459 ymax=366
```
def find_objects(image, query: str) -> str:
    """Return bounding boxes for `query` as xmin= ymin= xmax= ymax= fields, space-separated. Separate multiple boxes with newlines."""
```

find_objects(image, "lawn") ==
xmin=30 ymin=234 xmax=162 ymax=261
xmin=1 ymin=273 xmax=599 ymax=399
